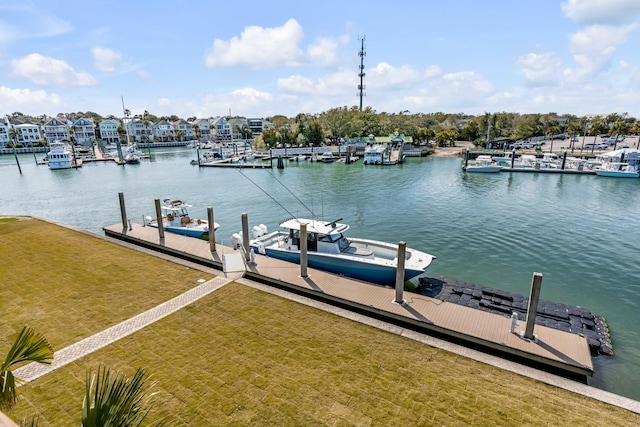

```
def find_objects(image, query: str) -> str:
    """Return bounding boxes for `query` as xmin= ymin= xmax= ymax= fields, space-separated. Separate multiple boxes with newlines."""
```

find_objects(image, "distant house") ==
xmin=192 ymin=118 xmax=212 ymax=141
xmin=172 ymin=119 xmax=193 ymax=141
xmin=9 ymin=119 xmax=43 ymax=146
xmin=128 ymin=119 xmax=154 ymax=142
xmin=153 ymin=120 xmax=174 ymax=142
xmin=43 ymin=118 xmax=69 ymax=144
xmin=0 ymin=118 xmax=9 ymax=146
xmin=71 ymin=117 xmax=96 ymax=145
xmin=213 ymin=117 xmax=231 ymax=140
xmin=246 ymin=118 xmax=273 ymax=136
xmin=99 ymin=119 xmax=121 ymax=144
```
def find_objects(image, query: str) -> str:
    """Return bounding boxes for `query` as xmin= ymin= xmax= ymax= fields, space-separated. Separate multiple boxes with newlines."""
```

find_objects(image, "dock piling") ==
xmin=394 ymin=241 xmax=407 ymax=304
xmin=524 ymin=272 xmax=543 ymax=340
xmin=118 ymin=192 xmax=128 ymax=231
xmin=300 ymin=223 xmax=308 ymax=278
xmin=464 ymin=148 xmax=469 ymax=169
xmin=154 ymin=198 xmax=165 ymax=239
xmin=241 ymin=213 xmax=250 ymax=262
xmin=208 ymin=207 xmax=216 ymax=252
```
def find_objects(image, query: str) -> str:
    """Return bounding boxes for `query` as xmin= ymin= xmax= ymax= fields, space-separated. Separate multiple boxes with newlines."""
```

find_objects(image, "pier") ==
xmin=104 ymin=220 xmax=595 ymax=379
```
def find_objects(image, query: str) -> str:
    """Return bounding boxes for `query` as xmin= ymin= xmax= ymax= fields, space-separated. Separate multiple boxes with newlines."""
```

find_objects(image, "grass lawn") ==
xmin=2 ymin=217 xmax=638 ymax=425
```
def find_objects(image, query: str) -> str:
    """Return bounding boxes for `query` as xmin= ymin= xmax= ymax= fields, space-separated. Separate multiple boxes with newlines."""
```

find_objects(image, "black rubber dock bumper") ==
xmin=417 ymin=276 xmax=613 ymax=357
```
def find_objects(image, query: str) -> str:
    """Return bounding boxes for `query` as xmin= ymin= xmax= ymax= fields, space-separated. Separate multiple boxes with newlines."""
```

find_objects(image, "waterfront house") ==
xmin=6 ymin=119 xmax=43 ymax=146
xmin=191 ymin=118 xmax=213 ymax=141
xmin=98 ymin=119 xmax=121 ymax=144
xmin=212 ymin=117 xmax=231 ymax=140
xmin=43 ymin=117 xmax=69 ymax=144
xmin=153 ymin=120 xmax=174 ymax=142
xmin=0 ymin=118 xmax=9 ymax=146
xmin=71 ymin=117 xmax=96 ymax=146
xmin=172 ymin=119 xmax=193 ymax=141
xmin=128 ymin=119 xmax=154 ymax=143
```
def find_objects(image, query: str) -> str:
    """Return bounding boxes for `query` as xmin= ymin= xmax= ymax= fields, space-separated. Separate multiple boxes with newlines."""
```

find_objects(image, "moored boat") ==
xmin=594 ymin=162 xmax=639 ymax=178
xmin=319 ymin=152 xmax=336 ymax=163
xmin=47 ymin=141 xmax=73 ymax=170
xmin=234 ymin=218 xmax=436 ymax=286
xmin=144 ymin=199 xmax=220 ymax=238
xmin=463 ymin=155 xmax=502 ymax=173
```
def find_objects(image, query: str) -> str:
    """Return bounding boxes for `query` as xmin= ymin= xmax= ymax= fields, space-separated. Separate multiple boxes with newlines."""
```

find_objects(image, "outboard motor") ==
xmin=259 ymin=224 xmax=268 ymax=235
xmin=231 ymin=233 xmax=243 ymax=250
xmin=252 ymin=225 xmax=263 ymax=238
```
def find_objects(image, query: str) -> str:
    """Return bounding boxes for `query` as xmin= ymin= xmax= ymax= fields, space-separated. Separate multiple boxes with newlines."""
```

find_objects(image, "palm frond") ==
xmin=0 ymin=327 xmax=53 ymax=410
xmin=82 ymin=365 xmax=154 ymax=427
xmin=1 ymin=327 xmax=54 ymax=371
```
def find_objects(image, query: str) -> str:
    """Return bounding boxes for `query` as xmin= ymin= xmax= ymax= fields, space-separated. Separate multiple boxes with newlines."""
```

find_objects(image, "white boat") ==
xmin=47 ymin=141 xmax=73 ymax=170
xmin=463 ymin=155 xmax=502 ymax=173
xmin=319 ymin=152 xmax=336 ymax=163
xmin=594 ymin=162 xmax=639 ymax=178
xmin=235 ymin=218 xmax=436 ymax=286
xmin=289 ymin=154 xmax=307 ymax=162
xmin=144 ymin=199 xmax=220 ymax=238
xmin=363 ymin=144 xmax=387 ymax=165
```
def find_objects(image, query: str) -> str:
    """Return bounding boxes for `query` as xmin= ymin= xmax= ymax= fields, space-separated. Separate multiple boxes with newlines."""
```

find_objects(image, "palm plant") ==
xmin=0 ymin=327 xmax=54 ymax=410
xmin=82 ymin=366 xmax=162 ymax=427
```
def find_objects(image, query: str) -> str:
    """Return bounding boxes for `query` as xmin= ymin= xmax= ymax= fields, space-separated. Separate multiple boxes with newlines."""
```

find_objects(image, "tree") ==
xmin=8 ymin=128 xmax=19 ymax=148
xmin=0 ymin=327 xmax=54 ymax=410
xmin=82 ymin=365 xmax=162 ymax=427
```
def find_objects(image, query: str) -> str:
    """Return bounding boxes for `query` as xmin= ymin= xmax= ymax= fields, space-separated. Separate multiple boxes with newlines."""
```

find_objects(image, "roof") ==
xmin=279 ymin=218 xmax=350 ymax=235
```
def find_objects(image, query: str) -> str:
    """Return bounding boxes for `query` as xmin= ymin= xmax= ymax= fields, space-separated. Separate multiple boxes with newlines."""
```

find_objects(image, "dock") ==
xmin=104 ymin=221 xmax=595 ymax=379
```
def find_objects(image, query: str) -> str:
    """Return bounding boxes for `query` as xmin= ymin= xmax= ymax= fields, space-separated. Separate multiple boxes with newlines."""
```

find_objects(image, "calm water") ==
xmin=2 ymin=148 xmax=640 ymax=400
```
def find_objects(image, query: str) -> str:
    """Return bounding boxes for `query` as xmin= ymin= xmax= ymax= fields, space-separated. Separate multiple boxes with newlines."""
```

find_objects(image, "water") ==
xmin=2 ymin=149 xmax=640 ymax=400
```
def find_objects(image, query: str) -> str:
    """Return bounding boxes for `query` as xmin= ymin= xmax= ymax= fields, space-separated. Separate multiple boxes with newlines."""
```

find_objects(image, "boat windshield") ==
xmin=319 ymin=232 xmax=343 ymax=243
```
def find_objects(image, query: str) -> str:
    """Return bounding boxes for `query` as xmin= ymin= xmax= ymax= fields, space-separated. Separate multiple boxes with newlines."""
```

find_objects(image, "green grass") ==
xmin=2 ymin=218 xmax=638 ymax=425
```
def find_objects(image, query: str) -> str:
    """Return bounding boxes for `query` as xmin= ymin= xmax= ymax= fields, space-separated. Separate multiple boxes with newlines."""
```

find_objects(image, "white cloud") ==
xmin=367 ymin=62 xmax=440 ymax=89
xmin=157 ymin=98 xmax=171 ymax=107
xmin=564 ymin=24 xmax=638 ymax=81
xmin=205 ymin=19 xmax=304 ymax=69
xmin=278 ymin=70 xmax=355 ymax=96
xmin=230 ymin=88 xmax=273 ymax=103
xmin=516 ymin=52 xmax=563 ymax=86
xmin=562 ymin=0 xmax=640 ymax=25
xmin=0 ymin=86 xmax=63 ymax=112
xmin=92 ymin=46 xmax=122 ymax=72
xmin=10 ymin=53 xmax=97 ymax=87
xmin=205 ymin=19 xmax=348 ymax=69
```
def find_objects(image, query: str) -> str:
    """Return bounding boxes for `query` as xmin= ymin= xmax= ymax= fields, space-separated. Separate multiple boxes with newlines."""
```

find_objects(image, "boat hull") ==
xmin=147 ymin=223 xmax=207 ymax=238
xmin=464 ymin=166 xmax=502 ymax=173
xmin=595 ymin=171 xmax=639 ymax=178
xmin=259 ymin=247 xmax=425 ymax=286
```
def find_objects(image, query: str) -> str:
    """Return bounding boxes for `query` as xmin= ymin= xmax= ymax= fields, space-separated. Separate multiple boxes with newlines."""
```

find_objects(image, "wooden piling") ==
xmin=300 ymin=223 xmax=308 ymax=278
xmin=154 ymin=198 xmax=165 ymax=239
xmin=208 ymin=207 xmax=216 ymax=252
xmin=524 ymin=272 xmax=543 ymax=339
xmin=242 ymin=213 xmax=250 ymax=262
xmin=118 ymin=192 xmax=127 ymax=230
xmin=394 ymin=241 xmax=407 ymax=304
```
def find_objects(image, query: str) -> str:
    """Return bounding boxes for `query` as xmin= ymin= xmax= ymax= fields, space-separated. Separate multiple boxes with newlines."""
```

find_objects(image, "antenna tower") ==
xmin=357 ymin=36 xmax=366 ymax=111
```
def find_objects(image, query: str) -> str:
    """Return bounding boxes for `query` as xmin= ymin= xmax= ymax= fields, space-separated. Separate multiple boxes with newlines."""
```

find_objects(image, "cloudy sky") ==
xmin=1 ymin=0 xmax=640 ymax=120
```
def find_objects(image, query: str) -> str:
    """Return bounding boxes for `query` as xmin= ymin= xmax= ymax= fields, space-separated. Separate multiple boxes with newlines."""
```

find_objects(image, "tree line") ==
xmin=7 ymin=108 xmax=640 ymax=149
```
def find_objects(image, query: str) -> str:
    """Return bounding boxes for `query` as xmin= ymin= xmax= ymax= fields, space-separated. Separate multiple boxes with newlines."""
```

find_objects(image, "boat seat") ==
xmin=181 ymin=216 xmax=191 ymax=226
xmin=342 ymin=246 xmax=374 ymax=256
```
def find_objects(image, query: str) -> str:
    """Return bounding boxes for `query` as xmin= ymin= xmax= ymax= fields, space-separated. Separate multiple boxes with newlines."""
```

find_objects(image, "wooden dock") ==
xmin=103 ymin=222 xmax=594 ymax=378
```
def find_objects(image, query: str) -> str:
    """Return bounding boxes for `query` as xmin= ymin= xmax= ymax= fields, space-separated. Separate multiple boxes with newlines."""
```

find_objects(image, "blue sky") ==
xmin=2 ymin=0 xmax=640 ymax=120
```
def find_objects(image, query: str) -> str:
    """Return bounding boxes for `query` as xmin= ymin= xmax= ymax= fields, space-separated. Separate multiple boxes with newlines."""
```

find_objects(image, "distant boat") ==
xmin=144 ymin=199 xmax=220 ymax=238
xmin=595 ymin=162 xmax=639 ymax=178
xmin=319 ymin=152 xmax=336 ymax=163
xmin=47 ymin=141 xmax=73 ymax=170
xmin=235 ymin=218 xmax=436 ymax=286
xmin=463 ymin=155 xmax=502 ymax=173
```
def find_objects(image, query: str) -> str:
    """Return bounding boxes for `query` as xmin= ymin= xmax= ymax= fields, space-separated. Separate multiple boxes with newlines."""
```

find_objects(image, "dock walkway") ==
xmin=104 ymin=222 xmax=594 ymax=379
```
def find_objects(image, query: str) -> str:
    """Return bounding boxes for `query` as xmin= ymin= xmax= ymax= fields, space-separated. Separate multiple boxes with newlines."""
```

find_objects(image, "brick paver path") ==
xmin=14 ymin=276 xmax=232 ymax=383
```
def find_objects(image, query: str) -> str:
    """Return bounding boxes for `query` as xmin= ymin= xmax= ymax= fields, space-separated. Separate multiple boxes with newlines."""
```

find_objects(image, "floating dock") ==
xmin=104 ymin=221 xmax=595 ymax=379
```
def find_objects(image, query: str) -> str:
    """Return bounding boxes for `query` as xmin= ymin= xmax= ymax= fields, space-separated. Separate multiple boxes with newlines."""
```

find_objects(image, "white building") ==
xmin=10 ymin=120 xmax=43 ymax=146
xmin=0 ymin=118 xmax=10 ymax=146
xmin=172 ymin=119 xmax=193 ymax=141
xmin=127 ymin=119 xmax=154 ymax=142
xmin=192 ymin=118 xmax=212 ymax=141
xmin=99 ymin=119 xmax=121 ymax=144
xmin=153 ymin=120 xmax=174 ymax=142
